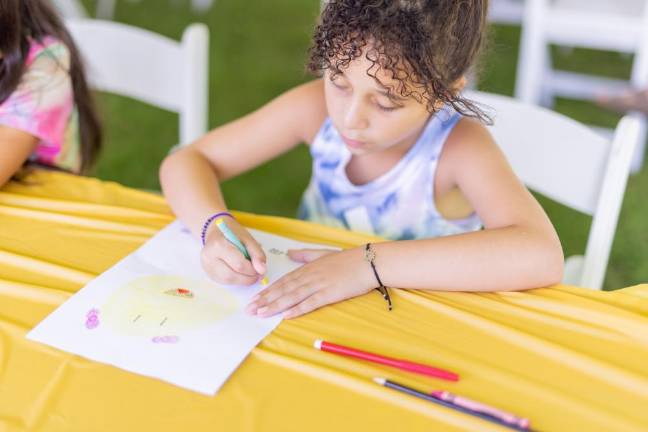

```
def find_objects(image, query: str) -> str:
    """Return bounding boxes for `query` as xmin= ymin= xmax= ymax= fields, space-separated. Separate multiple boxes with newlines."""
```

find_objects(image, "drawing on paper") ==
xmin=267 ymin=247 xmax=286 ymax=256
xmin=93 ymin=275 xmax=239 ymax=343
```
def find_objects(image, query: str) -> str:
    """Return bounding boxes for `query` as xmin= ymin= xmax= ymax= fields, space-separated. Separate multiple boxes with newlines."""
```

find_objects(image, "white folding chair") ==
xmin=488 ymin=0 xmax=525 ymax=25
xmin=66 ymin=19 xmax=209 ymax=147
xmin=465 ymin=90 xmax=641 ymax=290
xmin=514 ymin=0 xmax=648 ymax=172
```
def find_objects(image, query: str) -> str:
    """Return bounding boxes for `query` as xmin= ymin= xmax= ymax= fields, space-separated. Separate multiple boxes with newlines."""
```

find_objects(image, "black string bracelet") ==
xmin=364 ymin=243 xmax=392 ymax=310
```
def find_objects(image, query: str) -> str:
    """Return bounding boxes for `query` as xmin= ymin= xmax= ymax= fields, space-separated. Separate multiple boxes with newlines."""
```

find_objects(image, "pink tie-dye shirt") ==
xmin=0 ymin=37 xmax=81 ymax=172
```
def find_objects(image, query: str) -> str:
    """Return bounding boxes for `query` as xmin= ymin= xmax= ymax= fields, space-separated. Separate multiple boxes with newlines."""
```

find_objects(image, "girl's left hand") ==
xmin=245 ymin=247 xmax=375 ymax=319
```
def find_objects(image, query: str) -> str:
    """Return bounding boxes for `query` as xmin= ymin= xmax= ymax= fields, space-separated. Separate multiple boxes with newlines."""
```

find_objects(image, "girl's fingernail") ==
xmin=257 ymin=307 xmax=268 ymax=315
xmin=245 ymin=303 xmax=257 ymax=314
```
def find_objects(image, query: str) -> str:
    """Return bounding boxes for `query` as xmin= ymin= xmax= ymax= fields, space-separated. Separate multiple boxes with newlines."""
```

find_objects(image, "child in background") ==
xmin=0 ymin=0 xmax=101 ymax=187
xmin=160 ymin=0 xmax=563 ymax=318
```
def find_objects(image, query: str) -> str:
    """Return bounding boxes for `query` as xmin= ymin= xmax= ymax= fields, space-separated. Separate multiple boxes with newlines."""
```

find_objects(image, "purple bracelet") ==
xmin=201 ymin=211 xmax=234 ymax=246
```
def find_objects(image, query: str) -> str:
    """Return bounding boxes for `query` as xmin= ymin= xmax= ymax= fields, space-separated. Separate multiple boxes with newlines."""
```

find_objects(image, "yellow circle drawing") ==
xmin=101 ymin=275 xmax=239 ymax=339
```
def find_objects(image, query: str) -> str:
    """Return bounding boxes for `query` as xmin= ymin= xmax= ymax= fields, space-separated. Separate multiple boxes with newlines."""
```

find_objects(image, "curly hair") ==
xmin=308 ymin=0 xmax=491 ymax=123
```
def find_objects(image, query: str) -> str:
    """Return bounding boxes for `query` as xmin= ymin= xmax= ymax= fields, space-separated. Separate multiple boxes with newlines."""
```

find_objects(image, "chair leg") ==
xmin=563 ymin=255 xmax=585 ymax=288
xmin=192 ymin=0 xmax=214 ymax=12
xmin=53 ymin=0 xmax=88 ymax=18
xmin=96 ymin=0 xmax=116 ymax=19
xmin=540 ymin=45 xmax=555 ymax=107
xmin=629 ymin=122 xmax=646 ymax=173
xmin=515 ymin=0 xmax=548 ymax=105
xmin=629 ymin=26 xmax=648 ymax=172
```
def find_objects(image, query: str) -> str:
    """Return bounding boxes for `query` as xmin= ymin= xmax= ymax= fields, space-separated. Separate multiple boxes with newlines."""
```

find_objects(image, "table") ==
xmin=1 ymin=170 xmax=647 ymax=431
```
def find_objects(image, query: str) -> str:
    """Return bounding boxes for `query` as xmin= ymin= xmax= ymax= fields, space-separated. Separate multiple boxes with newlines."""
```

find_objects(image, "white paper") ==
xmin=27 ymin=221 xmax=333 ymax=395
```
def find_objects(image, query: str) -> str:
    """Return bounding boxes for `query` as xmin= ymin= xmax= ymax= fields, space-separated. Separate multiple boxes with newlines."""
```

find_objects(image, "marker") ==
xmin=373 ymin=378 xmax=530 ymax=431
xmin=431 ymin=391 xmax=530 ymax=430
xmin=215 ymin=219 xmax=268 ymax=285
xmin=314 ymin=339 xmax=458 ymax=381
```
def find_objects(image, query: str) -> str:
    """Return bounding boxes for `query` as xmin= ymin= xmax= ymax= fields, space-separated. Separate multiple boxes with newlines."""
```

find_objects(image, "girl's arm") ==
xmin=248 ymin=118 xmax=564 ymax=318
xmin=0 ymin=125 xmax=39 ymax=187
xmin=372 ymin=118 xmax=564 ymax=291
xmin=159 ymin=79 xmax=326 ymax=284
xmin=160 ymin=78 xmax=326 ymax=236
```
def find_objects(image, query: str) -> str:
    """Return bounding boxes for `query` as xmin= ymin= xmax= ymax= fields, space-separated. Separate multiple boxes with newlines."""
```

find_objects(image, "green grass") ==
xmin=82 ymin=1 xmax=647 ymax=289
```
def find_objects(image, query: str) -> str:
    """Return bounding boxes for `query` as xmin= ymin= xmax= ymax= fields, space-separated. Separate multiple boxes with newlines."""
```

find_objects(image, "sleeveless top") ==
xmin=298 ymin=107 xmax=482 ymax=240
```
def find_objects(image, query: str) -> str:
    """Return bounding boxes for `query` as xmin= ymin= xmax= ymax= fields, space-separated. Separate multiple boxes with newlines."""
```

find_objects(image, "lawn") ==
xmin=80 ymin=0 xmax=647 ymax=289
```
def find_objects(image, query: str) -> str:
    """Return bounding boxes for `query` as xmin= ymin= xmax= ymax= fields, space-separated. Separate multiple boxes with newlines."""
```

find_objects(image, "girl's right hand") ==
xmin=200 ymin=218 xmax=267 ymax=286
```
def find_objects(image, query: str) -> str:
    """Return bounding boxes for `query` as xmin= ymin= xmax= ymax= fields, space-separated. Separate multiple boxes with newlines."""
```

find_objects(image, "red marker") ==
xmin=314 ymin=339 xmax=459 ymax=381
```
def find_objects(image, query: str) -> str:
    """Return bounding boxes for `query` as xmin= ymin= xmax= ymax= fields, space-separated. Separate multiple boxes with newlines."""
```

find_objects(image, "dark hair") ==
xmin=308 ymin=0 xmax=491 ymax=123
xmin=0 ymin=0 xmax=102 ymax=173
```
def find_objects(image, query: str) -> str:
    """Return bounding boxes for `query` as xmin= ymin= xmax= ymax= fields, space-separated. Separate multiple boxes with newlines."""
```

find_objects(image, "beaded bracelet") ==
xmin=364 ymin=243 xmax=392 ymax=311
xmin=201 ymin=211 xmax=234 ymax=246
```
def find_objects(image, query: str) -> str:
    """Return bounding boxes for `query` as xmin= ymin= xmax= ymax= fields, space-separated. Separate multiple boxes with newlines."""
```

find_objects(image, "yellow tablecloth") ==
xmin=1 ymin=170 xmax=647 ymax=432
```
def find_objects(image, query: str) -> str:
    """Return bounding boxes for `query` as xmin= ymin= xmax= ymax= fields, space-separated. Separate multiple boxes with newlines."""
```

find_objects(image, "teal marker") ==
xmin=215 ymin=218 xmax=250 ymax=259
xmin=215 ymin=219 xmax=268 ymax=285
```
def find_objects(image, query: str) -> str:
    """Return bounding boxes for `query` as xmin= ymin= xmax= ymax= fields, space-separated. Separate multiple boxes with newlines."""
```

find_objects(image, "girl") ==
xmin=160 ymin=0 xmax=564 ymax=319
xmin=0 ymin=0 xmax=101 ymax=187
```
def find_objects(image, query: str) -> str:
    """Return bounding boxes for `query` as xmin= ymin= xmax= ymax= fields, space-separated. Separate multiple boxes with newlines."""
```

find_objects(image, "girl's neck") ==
xmin=345 ymin=117 xmax=429 ymax=186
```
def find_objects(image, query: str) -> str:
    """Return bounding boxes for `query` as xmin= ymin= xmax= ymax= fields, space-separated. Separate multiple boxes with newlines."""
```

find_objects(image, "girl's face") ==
xmin=323 ymin=52 xmax=433 ymax=156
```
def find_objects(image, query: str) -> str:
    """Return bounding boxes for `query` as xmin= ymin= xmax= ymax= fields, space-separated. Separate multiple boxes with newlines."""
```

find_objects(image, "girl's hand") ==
xmin=245 ymin=247 xmax=375 ymax=319
xmin=201 ymin=218 xmax=266 ymax=285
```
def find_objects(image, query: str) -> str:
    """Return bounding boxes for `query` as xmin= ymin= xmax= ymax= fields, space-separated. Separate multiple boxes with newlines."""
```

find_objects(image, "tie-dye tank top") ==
xmin=298 ymin=107 xmax=482 ymax=240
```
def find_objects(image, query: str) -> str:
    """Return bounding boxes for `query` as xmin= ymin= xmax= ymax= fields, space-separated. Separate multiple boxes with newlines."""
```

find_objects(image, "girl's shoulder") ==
xmin=436 ymin=115 xmax=512 ymax=191
xmin=443 ymin=116 xmax=497 ymax=160
xmin=26 ymin=36 xmax=70 ymax=69
xmin=12 ymin=37 xmax=73 ymax=104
